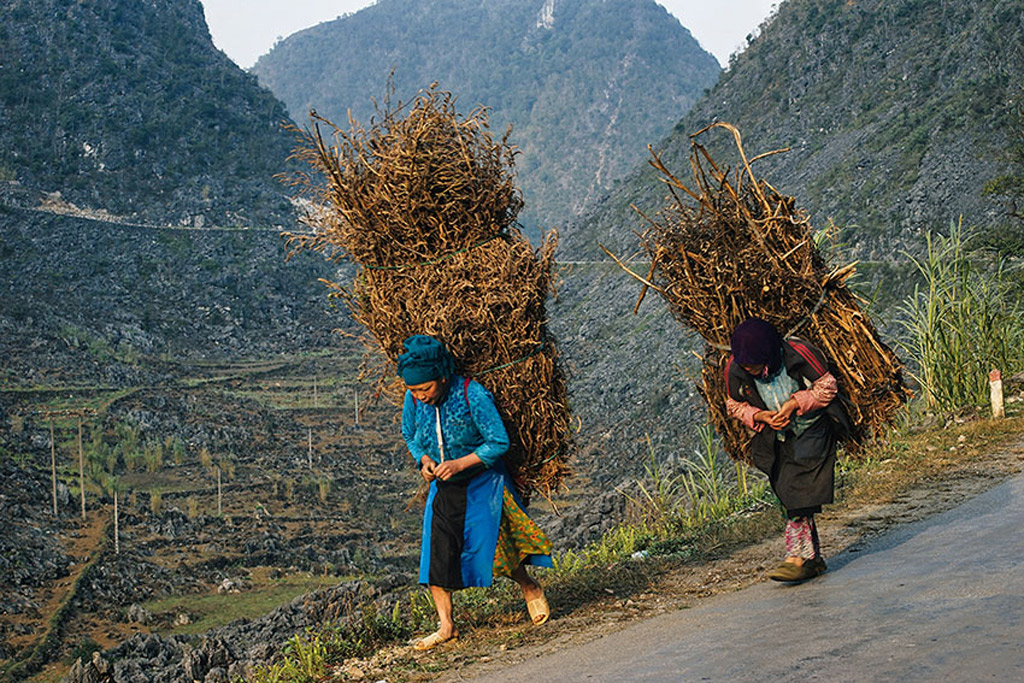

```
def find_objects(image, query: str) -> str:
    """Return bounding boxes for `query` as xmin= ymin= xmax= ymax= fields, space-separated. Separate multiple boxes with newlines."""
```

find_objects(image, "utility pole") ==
xmin=113 ymin=488 xmax=120 ymax=554
xmin=49 ymin=420 xmax=58 ymax=516
xmin=78 ymin=417 xmax=86 ymax=520
xmin=32 ymin=408 xmax=95 ymax=520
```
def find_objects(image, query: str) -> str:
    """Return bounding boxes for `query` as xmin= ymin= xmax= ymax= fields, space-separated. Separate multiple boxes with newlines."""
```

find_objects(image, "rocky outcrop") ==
xmin=568 ymin=0 xmax=1024 ymax=261
xmin=539 ymin=487 xmax=629 ymax=550
xmin=0 ymin=457 xmax=74 ymax=618
xmin=61 ymin=576 xmax=410 ymax=683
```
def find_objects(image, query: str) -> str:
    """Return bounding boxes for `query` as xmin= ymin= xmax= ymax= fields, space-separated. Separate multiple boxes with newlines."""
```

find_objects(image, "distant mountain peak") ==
xmin=537 ymin=0 xmax=556 ymax=29
xmin=252 ymin=0 xmax=720 ymax=232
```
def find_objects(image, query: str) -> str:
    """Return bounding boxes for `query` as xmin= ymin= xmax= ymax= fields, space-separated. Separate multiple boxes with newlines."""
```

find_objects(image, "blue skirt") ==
xmin=419 ymin=460 xmax=553 ymax=588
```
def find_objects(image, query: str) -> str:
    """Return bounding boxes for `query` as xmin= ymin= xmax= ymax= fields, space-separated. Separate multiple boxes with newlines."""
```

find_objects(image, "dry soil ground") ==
xmin=328 ymin=415 xmax=1024 ymax=681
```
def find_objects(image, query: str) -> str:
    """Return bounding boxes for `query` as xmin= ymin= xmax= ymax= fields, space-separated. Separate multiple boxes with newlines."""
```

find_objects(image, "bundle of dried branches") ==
xmin=631 ymin=122 xmax=909 ymax=461
xmin=284 ymin=85 xmax=571 ymax=498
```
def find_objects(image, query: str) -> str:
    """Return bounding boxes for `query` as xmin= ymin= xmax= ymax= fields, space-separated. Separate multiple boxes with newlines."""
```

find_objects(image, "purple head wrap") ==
xmin=730 ymin=318 xmax=783 ymax=375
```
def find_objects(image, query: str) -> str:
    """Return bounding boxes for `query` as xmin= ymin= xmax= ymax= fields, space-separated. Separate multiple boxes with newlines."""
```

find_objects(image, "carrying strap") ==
xmin=786 ymin=339 xmax=827 ymax=377
xmin=434 ymin=406 xmax=445 ymax=462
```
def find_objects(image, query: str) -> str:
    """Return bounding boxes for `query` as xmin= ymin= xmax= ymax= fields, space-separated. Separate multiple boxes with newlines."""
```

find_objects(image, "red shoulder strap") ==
xmin=787 ymin=340 xmax=826 ymax=377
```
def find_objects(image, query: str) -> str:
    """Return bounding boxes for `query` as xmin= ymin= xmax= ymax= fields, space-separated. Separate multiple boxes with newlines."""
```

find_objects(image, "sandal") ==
xmin=413 ymin=629 xmax=458 ymax=651
xmin=526 ymin=592 xmax=550 ymax=625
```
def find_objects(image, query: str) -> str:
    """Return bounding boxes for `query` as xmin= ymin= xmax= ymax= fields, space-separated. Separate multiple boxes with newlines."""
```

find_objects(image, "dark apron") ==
xmin=755 ymin=416 xmax=836 ymax=514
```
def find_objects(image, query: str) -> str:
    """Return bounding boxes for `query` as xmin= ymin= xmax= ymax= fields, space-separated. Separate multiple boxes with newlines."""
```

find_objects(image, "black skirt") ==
xmin=754 ymin=418 xmax=836 ymax=515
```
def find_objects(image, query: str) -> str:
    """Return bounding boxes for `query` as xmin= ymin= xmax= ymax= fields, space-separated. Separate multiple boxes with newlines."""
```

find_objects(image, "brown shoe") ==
xmin=805 ymin=557 xmax=828 ymax=576
xmin=767 ymin=560 xmax=817 ymax=582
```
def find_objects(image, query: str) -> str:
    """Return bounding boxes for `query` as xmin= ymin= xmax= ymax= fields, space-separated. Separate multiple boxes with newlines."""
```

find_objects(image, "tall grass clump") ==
xmin=627 ymin=425 xmax=772 ymax=534
xmin=249 ymin=602 xmax=420 ymax=683
xmin=251 ymin=632 xmax=331 ymax=683
xmin=897 ymin=220 xmax=1024 ymax=412
xmin=551 ymin=524 xmax=648 ymax=576
xmin=552 ymin=425 xmax=774 ymax=576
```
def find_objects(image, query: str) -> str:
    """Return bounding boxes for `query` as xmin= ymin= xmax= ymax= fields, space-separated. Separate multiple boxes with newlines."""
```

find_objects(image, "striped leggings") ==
xmin=784 ymin=515 xmax=821 ymax=560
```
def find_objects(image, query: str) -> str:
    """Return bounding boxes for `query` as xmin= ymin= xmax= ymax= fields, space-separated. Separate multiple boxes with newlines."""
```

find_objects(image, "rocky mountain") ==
xmin=12 ymin=0 xmax=1024 ymax=677
xmin=0 ymin=4 xmax=377 ymax=671
xmin=0 ymin=0 xmax=296 ymax=227
xmin=567 ymin=0 xmax=1024 ymax=260
xmin=250 ymin=0 xmax=721 ymax=233
xmin=0 ymin=204 xmax=346 ymax=389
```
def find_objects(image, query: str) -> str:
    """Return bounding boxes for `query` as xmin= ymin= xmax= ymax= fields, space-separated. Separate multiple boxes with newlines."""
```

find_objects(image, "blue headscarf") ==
xmin=396 ymin=335 xmax=455 ymax=385
xmin=730 ymin=318 xmax=783 ymax=375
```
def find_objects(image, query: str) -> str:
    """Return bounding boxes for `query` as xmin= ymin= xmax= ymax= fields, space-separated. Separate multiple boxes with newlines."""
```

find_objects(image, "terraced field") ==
xmin=0 ymin=348 xmax=430 ymax=681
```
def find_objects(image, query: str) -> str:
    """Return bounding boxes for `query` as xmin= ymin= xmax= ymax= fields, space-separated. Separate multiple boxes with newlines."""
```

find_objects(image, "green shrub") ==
xmin=248 ymin=603 xmax=414 ymax=683
xmin=64 ymin=636 xmax=102 ymax=666
xmin=896 ymin=220 xmax=1024 ymax=411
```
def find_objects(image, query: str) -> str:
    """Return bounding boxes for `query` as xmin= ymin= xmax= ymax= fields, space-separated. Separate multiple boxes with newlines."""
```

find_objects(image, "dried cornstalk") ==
xmin=283 ymin=85 xmax=571 ymax=497
xmin=637 ymin=122 xmax=909 ymax=461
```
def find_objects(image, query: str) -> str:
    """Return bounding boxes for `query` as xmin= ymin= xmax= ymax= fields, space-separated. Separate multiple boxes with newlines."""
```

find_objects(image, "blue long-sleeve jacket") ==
xmin=401 ymin=375 xmax=509 ymax=468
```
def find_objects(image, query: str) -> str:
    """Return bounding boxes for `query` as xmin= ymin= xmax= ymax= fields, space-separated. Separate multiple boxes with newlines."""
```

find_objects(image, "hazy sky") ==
xmin=201 ymin=0 xmax=778 ymax=69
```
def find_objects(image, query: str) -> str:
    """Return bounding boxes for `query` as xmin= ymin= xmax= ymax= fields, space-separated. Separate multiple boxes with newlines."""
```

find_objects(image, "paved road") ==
xmin=477 ymin=473 xmax=1024 ymax=682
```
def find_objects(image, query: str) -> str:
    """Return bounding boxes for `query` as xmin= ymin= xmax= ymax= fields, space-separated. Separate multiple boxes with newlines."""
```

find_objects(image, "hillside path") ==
xmin=472 ymin=469 xmax=1024 ymax=682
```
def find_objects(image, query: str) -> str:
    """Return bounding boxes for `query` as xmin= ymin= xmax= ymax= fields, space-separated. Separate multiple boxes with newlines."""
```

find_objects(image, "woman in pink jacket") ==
xmin=725 ymin=318 xmax=850 ymax=582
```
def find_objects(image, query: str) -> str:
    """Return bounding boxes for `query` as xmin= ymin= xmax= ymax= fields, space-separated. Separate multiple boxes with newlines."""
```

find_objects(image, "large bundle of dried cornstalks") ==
xmin=630 ymin=122 xmax=909 ymax=461
xmin=284 ymin=86 xmax=571 ymax=498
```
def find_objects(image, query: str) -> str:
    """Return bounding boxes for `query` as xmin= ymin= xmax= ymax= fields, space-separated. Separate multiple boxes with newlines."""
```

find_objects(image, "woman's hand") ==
xmin=434 ymin=453 xmax=484 ymax=481
xmin=434 ymin=457 xmax=467 ymax=481
xmin=754 ymin=398 xmax=800 ymax=430
xmin=420 ymin=456 xmax=437 ymax=483
xmin=754 ymin=409 xmax=791 ymax=431
xmin=776 ymin=397 xmax=799 ymax=422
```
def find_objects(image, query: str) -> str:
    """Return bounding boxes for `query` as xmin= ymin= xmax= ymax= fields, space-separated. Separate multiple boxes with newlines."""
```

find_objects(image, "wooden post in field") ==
xmin=354 ymin=388 xmax=360 ymax=425
xmin=113 ymin=488 xmax=120 ymax=554
xmin=78 ymin=417 xmax=86 ymax=520
xmin=33 ymin=408 xmax=96 ymax=520
xmin=990 ymin=369 xmax=1005 ymax=418
xmin=217 ymin=465 xmax=222 ymax=516
xmin=313 ymin=376 xmax=319 ymax=408
xmin=308 ymin=428 xmax=313 ymax=469
xmin=50 ymin=419 xmax=58 ymax=516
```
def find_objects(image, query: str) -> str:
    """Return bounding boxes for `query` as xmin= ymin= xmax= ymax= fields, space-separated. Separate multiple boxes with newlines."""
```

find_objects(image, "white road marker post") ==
xmin=989 ymin=369 xmax=1005 ymax=419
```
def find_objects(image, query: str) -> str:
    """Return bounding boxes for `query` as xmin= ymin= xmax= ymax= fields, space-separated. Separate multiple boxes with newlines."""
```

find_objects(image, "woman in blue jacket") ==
xmin=398 ymin=335 xmax=553 ymax=650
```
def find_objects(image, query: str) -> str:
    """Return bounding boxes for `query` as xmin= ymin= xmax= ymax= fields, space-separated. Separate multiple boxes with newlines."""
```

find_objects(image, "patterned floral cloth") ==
xmin=493 ymin=487 xmax=554 ymax=578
